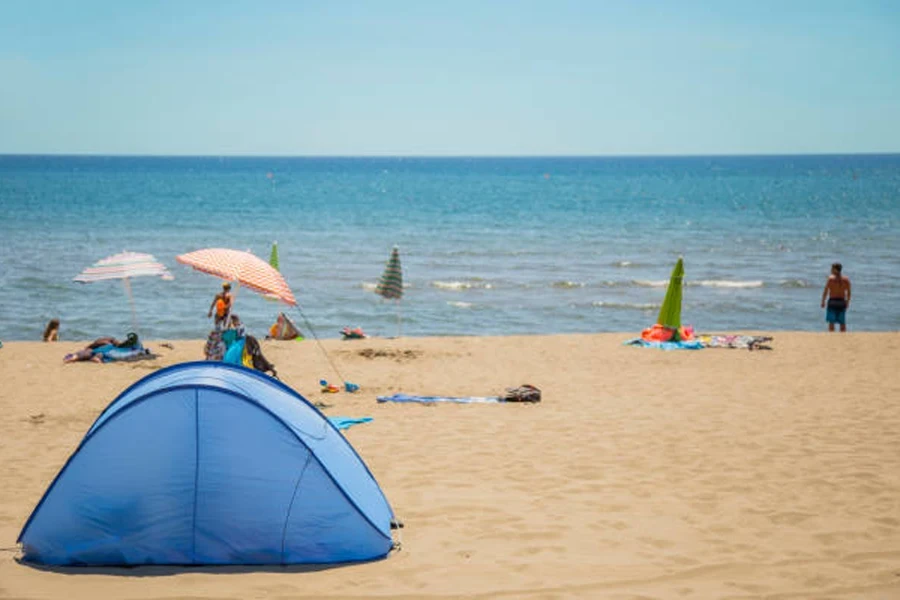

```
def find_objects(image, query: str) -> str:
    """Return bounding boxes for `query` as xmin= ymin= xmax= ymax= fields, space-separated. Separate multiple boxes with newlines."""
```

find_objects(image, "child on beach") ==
xmin=821 ymin=262 xmax=851 ymax=332
xmin=42 ymin=319 xmax=60 ymax=342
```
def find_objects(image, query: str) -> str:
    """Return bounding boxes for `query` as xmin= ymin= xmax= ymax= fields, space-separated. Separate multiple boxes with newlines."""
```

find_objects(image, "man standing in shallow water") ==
xmin=821 ymin=262 xmax=851 ymax=332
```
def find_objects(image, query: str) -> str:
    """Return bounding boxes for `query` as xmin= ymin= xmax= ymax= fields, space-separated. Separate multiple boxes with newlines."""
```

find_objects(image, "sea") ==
xmin=1 ymin=155 xmax=898 ymax=342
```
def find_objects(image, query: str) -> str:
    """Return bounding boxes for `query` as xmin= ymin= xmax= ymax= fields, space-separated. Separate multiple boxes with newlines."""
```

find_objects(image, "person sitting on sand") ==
xmin=42 ymin=319 xmax=60 ymax=342
xmin=821 ymin=262 xmax=851 ymax=332
xmin=208 ymin=282 xmax=233 ymax=329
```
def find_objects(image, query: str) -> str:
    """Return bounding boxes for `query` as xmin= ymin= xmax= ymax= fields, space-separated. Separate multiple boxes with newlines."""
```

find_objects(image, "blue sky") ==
xmin=1 ymin=1 xmax=898 ymax=155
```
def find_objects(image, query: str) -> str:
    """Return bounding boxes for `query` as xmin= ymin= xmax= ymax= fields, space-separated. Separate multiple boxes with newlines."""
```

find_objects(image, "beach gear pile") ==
xmin=697 ymin=334 xmax=774 ymax=350
xmin=267 ymin=312 xmax=303 ymax=341
xmin=205 ymin=320 xmax=277 ymax=378
xmin=341 ymin=326 xmax=368 ymax=340
xmin=640 ymin=257 xmax=696 ymax=343
xmin=17 ymin=362 xmax=397 ymax=566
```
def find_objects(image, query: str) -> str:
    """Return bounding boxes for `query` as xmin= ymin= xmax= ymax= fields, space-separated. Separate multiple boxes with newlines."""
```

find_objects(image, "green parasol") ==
xmin=656 ymin=257 xmax=684 ymax=331
xmin=269 ymin=241 xmax=280 ymax=271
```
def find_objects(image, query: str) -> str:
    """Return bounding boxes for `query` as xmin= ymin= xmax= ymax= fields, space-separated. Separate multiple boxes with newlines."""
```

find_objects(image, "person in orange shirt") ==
xmin=207 ymin=282 xmax=233 ymax=329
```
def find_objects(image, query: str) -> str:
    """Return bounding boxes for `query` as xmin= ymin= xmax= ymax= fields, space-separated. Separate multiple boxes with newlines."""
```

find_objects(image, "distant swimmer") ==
xmin=821 ymin=262 xmax=851 ymax=332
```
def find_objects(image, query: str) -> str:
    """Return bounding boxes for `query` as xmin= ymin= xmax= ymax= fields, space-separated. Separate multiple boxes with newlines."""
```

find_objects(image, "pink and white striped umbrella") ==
xmin=176 ymin=248 xmax=296 ymax=306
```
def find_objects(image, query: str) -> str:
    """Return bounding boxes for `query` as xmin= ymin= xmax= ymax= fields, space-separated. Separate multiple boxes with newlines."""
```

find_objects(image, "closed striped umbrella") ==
xmin=176 ymin=248 xmax=296 ymax=306
xmin=375 ymin=246 xmax=403 ymax=337
xmin=375 ymin=246 xmax=403 ymax=300
xmin=74 ymin=251 xmax=174 ymax=332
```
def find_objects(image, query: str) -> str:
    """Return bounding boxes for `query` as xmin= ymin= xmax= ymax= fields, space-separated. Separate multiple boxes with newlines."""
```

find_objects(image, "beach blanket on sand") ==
xmin=624 ymin=338 xmax=705 ymax=350
xmin=699 ymin=335 xmax=773 ymax=350
xmin=378 ymin=394 xmax=504 ymax=404
xmin=327 ymin=416 xmax=373 ymax=430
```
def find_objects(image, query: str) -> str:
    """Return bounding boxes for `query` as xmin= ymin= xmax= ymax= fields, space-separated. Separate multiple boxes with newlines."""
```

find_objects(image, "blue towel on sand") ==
xmin=623 ymin=338 xmax=705 ymax=350
xmin=377 ymin=394 xmax=503 ymax=404
xmin=94 ymin=343 xmax=154 ymax=362
xmin=328 ymin=416 xmax=373 ymax=430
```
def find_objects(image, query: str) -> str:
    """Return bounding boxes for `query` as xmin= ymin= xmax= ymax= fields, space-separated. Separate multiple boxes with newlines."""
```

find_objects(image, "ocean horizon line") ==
xmin=2 ymin=152 xmax=900 ymax=160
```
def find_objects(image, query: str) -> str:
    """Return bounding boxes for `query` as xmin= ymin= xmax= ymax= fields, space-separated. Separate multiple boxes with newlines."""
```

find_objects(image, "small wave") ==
xmin=447 ymin=301 xmax=474 ymax=309
xmin=689 ymin=280 xmax=764 ymax=289
xmin=552 ymin=280 xmax=585 ymax=289
xmin=362 ymin=282 xmax=410 ymax=291
xmin=779 ymin=279 xmax=811 ymax=288
xmin=632 ymin=280 xmax=669 ymax=288
xmin=592 ymin=301 xmax=660 ymax=311
xmin=431 ymin=280 xmax=492 ymax=291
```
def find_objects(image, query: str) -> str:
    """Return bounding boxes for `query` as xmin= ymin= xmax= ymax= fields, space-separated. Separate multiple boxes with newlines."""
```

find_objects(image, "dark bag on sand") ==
xmin=244 ymin=335 xmax=278 ymax=378
xmin=504 ymin=384 xmax=541 ymax=403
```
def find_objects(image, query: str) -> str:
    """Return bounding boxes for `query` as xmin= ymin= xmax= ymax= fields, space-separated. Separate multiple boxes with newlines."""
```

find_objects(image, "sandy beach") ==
xmin=1 ymin=332 xmax=899 ymax=599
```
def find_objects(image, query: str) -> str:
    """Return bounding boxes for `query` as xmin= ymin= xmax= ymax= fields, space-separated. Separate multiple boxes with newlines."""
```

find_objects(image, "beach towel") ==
xmin=699 ymin=335 xmax=773 ymax=350
xmin=95 ymin=343 xmax=156 ymax=362
xmin=327 ymin=416 xmax=374 ymax=430
xmin=624 ymin=338 xmax=705 ymax=350
xmin=377 ymin=394 xmax=504 ymax=404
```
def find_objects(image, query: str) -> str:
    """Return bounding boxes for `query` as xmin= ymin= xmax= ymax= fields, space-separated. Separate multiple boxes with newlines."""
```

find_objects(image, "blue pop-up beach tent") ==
xmin=17 ymin=362 xmax=395 ymax=566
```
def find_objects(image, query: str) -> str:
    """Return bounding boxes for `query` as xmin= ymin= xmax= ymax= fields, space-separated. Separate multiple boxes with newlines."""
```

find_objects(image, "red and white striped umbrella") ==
xmin=176 ymin=248 xmax=296 ymax=306
xmin=74 ymin=251 xmax=174 ymax=331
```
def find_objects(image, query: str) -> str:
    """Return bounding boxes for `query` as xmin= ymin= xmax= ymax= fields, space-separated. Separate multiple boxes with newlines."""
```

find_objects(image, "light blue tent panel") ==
xmin=18 ymin=362 xmax=394 ymax=566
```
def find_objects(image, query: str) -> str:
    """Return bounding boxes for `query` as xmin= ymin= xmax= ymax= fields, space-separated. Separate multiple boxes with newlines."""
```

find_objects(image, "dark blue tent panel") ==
xmin=18 ymin=362 xmax=394 ymax=566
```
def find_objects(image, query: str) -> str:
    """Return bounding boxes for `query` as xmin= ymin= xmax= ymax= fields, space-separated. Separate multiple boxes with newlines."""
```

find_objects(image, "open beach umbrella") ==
xmin=74 ymin=251 xmax=173 ymax=332
xmin=656 ymin=257 xmax=684 ymax=330
xmin=375 ymin=246 xmax=404 ymax=336
xmin=176 ymin=248 xmax=296 ymax=306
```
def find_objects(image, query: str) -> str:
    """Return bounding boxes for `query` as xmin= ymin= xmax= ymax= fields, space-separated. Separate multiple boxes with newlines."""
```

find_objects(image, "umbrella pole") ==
xmin=292 ymin=305 xmax=349 ymax=386
xmin=396 ymin=299 xmax=402 ymax=338
xmin=123 ymin=277 xmax=138 ymax=333
xmin=224 ymin=281 xmax=240 ymax=325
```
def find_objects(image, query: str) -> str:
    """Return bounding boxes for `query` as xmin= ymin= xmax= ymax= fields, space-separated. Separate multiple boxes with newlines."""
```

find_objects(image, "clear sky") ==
xmin=1 ymin=0 xmax=898 ymax=156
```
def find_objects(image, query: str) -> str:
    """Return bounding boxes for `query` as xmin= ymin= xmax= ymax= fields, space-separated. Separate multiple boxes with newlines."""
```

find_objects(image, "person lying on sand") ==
xmin=63 ymin=334 xmax=139 ymax=363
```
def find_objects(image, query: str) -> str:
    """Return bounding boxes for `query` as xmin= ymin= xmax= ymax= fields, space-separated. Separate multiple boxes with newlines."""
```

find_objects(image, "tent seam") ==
xmin=191 ymin=387 xmax=199 ymax=564
xmin=280 ymin=453 xmax=312 ymax=564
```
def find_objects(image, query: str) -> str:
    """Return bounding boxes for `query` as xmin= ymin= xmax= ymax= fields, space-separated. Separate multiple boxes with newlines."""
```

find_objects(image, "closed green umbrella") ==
xmin=269 ymin=241 xmax=279 ymax=271
xmin=656 ymin=257 xmax=684 ymax=332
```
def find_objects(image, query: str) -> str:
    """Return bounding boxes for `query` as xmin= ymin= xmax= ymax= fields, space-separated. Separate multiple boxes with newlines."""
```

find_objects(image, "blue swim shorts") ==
xmin=826 ymin=302 xmax=846 ymax=325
